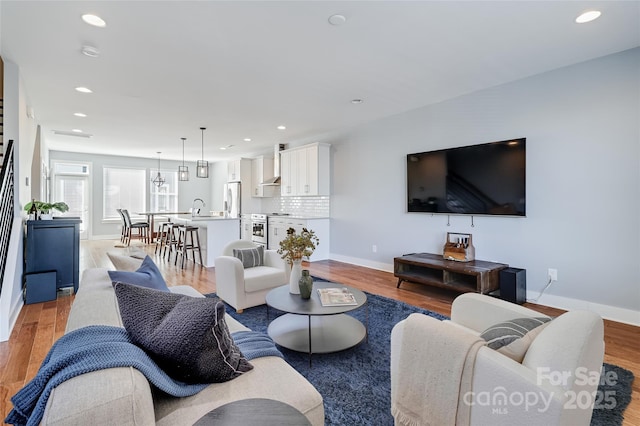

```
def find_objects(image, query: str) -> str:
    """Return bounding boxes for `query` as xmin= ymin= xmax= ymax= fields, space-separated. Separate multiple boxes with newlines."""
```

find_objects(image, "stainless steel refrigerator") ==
xmin=223 ymin=182 xmax=241 ymax=219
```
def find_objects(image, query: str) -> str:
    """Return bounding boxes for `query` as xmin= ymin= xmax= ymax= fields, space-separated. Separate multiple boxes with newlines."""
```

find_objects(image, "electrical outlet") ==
xmin=548 ymin=268 xmax=558 ymax=281
xmin=372 ymin=245 xmax=377 ymax=253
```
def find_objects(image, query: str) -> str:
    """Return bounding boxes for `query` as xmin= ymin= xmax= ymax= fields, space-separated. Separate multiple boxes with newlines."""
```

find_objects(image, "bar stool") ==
xmin=155 ymin=222 xmax=171 ymax=255
xmin=175 ymin=225 xmax=203 ymax=268
xmin=162 ymin=223 xmax=180 ymax=261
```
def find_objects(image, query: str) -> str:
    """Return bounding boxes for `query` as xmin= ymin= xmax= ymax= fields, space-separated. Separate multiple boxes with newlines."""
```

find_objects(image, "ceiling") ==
xmin=2 ymin=1 xmax=639 ymax=163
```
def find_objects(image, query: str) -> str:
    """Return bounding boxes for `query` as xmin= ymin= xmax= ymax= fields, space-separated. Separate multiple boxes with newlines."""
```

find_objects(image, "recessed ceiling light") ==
xmin=72 ymin=129 xmax=83 ymax=133
xmin=351 ymin=99 xmax=364 ymax=104
xmin=220 ymin=145 xmax=234 ymax=150
xmin=328 ymin=14 xmax=347 ymax=26
xmin=277 ymin=125 xmax=286 ymax=130
xmin=243 ymin=138 xmax=252 ymax=142
xmin=576 ymin=10 xmax=601 ymax=24
xmin=75 ymin=87 xmax=93 ymax=93
xmin=74 ymin=112 xmax=87 ymax=117
xmin=81 ymin=45 xmax=100 ymax=58
xmin=82 ymin=14 xmax=106 ymax=28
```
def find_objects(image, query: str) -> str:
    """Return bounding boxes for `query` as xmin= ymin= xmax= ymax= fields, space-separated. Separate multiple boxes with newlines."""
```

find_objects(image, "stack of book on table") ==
xmin=317 ymin=287 xmax=357 ymax=306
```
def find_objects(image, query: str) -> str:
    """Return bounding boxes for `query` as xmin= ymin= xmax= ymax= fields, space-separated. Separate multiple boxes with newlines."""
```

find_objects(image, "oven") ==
xmin=250 ymin=213 xmax=268 ymax=247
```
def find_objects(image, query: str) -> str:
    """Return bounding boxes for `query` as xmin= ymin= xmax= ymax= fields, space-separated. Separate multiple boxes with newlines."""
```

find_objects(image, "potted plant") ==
xmin=278 ymin=227 xmax=319 ymax=294
xmin=24 ymin=200 xmax=70 ymax=220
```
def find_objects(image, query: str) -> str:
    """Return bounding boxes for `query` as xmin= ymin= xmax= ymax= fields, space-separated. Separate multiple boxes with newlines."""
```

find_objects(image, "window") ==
xmin=54 ymin=162 xmax=89 ymax=175
xmin=103 ymin=167 xmax=146 ymax=220
xmin=150 ymin=170 xmax=178 ymax=212
xmin=52 ymin=161 xmax=91 ymax=239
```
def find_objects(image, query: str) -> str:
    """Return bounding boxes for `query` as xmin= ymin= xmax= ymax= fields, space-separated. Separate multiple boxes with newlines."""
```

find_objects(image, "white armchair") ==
xmin=391 ymin=293 xmax=605 ymax=426
xmin=214 ymin=240 xmax=289 ymax=313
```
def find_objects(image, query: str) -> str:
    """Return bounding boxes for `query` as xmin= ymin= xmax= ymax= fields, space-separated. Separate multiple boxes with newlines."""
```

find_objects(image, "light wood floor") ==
xmin=1 ymin=239 xmax=638 ymax=424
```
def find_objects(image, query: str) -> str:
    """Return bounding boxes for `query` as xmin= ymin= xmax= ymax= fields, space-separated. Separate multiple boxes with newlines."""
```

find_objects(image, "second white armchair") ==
xmin=391 ymin=293 xmax=605 ymax=426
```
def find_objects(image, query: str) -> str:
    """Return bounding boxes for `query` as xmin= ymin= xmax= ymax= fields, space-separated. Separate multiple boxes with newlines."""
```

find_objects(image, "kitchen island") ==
xmin=167 ymin=215 xmax=240 ymax=267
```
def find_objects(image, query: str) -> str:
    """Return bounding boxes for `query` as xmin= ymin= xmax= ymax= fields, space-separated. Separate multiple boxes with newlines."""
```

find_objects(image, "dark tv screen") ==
xmin=407 ymin=138 xmax=526 ymax=216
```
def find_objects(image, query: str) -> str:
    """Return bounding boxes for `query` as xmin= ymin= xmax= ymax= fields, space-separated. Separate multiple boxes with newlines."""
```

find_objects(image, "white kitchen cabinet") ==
xmin=227 ymin=158 xmax=251 ymax=182
xmin=267 ymin=217 xmax=330 ymax=262
xmin=240 ymin=214 xmax=252 ymax=241
xmin=280 ymin=143 xmax=330 ymax=197
xmin=287 ymin=218 xmax=305 ymax=234
xmin=251 ymin=156 xmax=276 ymax=198
xmin=268 ymin=218 xmax=288 ymax=250
xmin=280 ymin=150 xmax=294 ymax=196
xmin=295 ymin=146 xmax=317 ymax=195
xmin=227 ymin=159 xmax=240 ymax=182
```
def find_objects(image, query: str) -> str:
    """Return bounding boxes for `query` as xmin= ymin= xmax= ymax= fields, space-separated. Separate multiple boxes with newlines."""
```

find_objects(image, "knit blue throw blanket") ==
xmin=232 ymin=330 xmax=284 ymax=359
xmin=5 ymin=326 xmax=282 ymax=426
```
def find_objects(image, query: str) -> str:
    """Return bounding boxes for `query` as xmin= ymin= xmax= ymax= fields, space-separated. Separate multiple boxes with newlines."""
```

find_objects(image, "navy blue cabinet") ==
xmin=24 ymin=219 xmax=81 ymax=301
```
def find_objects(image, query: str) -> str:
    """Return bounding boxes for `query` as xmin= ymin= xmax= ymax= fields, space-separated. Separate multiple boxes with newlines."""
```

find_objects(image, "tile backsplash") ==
xmin=262 ymin=195 xmax=330 ymax=217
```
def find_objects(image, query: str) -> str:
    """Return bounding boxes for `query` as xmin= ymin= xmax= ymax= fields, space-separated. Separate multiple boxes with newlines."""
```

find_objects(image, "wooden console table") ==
xmin=394 ymin=253 xmax=507 ymax=294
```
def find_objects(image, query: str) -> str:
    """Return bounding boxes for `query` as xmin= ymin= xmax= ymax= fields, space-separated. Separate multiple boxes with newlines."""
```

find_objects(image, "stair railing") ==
xmin=0 ymin=140 xmax=15 ymax=290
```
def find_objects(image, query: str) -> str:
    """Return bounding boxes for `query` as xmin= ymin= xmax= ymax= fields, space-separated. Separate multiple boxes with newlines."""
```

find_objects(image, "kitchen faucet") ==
xmin=192 ymin=198 xmax=205 ymax=217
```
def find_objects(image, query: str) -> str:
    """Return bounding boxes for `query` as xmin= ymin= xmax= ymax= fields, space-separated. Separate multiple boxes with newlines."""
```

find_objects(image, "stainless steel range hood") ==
xmin=261 ymin=144 xmax=285 ymax=185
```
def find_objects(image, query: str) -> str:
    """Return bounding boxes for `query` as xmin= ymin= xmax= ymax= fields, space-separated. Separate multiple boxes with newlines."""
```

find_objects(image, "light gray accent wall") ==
xmin=328 ymin=48 xmax=639 ymax=311
xmin=48 ymin=150 xmax=211 ymax=238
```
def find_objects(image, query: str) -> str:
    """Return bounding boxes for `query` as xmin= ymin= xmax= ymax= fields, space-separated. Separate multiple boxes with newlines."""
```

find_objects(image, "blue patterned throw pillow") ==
xmin=108 ymin=255 xmax=169 ymax=291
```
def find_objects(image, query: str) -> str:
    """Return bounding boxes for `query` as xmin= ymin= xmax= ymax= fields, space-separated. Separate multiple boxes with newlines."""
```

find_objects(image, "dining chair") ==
xmin=116 ymin=209 xmax=127 ymax=243
xmin=121 ymin=209 xmax=150 ymax=245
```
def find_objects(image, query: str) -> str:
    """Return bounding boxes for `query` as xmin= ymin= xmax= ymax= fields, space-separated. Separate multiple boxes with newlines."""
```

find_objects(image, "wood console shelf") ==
xmin=394 ymin=253 xmax=507 ymax=294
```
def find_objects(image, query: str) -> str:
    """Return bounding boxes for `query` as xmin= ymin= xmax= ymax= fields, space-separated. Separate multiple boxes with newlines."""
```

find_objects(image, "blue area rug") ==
xmin=209 ymin=282 xmax=633 ymax=425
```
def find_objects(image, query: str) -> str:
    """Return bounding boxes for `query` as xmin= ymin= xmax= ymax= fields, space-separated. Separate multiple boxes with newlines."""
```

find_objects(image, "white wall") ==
xmin=325 ymin=48 xmax=640 ymax=318
xmin=0 ymin=60 xmax=38 ymax=340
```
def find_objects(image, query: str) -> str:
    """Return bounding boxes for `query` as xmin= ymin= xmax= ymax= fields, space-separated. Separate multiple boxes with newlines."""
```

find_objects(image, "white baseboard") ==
xmin=526 ymin=291 xmax=640 ymax=326
xmin=329 ymin=253 xmax=393 ymax=273
xmin=0 ymin=218 xmax=25 ymax=342
xmin=329 ymin=253 xmax=639 ymax=327
xmin=90 ymin=234 xmax=122 ymax=240
xmin=7 ymin=298 xmax=24 ymax=340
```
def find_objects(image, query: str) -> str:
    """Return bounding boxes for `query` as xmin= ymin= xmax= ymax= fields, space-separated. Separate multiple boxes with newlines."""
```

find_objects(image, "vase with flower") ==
xmin=277 ymin=227 xmax=319 ymax=294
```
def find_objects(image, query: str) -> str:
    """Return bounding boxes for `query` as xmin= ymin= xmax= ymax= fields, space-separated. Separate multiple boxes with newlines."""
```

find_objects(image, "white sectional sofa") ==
xmin=40 ymin=268 xmax=324 ymax=425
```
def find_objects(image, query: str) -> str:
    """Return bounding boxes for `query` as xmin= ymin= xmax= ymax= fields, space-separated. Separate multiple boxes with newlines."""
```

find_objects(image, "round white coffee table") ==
xmin=265 ymin=282 xmax=368 ymax=367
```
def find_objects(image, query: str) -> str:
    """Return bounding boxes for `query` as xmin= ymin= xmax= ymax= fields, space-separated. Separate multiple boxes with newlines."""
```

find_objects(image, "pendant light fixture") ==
xmin=197 ymin=127 xmax=209 ymax=178
xmin=178 ymin=137 xmax=189 ymax=181
xmin=151 ymin=151 xmax=165 ymax=187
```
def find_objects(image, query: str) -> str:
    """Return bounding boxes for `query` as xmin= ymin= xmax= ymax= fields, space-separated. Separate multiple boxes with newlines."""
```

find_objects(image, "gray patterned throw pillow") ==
xmin=114 ymin=283 xmax=253 ymax=383
xmin=233 ymin=246 xmax=264 ymax=268
xmin=480 ymin=316 xmax=552 ymax=362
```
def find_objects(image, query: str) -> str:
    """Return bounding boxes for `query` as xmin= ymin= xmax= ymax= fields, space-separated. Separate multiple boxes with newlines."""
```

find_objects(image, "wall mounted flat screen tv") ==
xmin=407 ymin=138 xmax=526 ymax=216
